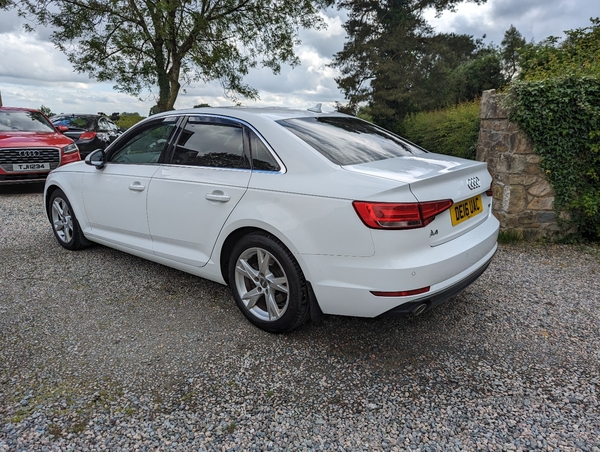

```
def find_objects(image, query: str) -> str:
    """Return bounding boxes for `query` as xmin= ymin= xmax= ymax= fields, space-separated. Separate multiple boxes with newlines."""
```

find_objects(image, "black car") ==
xmin=51 ymin=114 xmax=121 ymax=158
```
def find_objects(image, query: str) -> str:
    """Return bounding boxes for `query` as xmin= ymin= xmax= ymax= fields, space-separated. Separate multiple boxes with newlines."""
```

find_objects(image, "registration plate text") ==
xmin=12 ymin=163 xmax=51 ymax=172
xmin=451 ymin=195 xmax=483 ymax=226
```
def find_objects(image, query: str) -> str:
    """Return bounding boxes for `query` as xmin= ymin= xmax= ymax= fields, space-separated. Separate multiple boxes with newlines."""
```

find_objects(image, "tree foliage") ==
xmin=16 ymin=0 xmax=332 ymax=112
xmin=115 ymin=112 xmax=145 ymax=130
xmin=331 ymin=0 xmax=507 ymax=130
xmin=38 ymin=104 xmax=54 ymax=117
xmin=401 ymin=100 xmax=480 ymax=159
xmin=518 ymin=18 xmax=600 ymax=80
xmin=501 ymin=25 xmax=526 ymax=79
xmin=508 ymin=19 xmax=600 ymax=240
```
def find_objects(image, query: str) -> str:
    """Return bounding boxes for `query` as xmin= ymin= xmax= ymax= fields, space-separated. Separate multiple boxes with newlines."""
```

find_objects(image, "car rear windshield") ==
xmin=52 ymin=115 xmax=95 ymax=130
xmin=0 ymin=110 xmax=55 ymax=133
xmin=276 ymin=116 xmax=425 ymax=165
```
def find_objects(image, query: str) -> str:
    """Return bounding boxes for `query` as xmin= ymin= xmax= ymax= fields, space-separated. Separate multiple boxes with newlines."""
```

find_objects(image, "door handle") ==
xmin=128 ymin=182 xmax=145 ymax=192
xmin=205 ymin=191 xmax=230 ymax=203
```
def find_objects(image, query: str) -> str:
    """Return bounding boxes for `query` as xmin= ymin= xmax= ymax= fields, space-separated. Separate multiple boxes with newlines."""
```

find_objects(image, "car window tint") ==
xmin=171 ymin=120 xmax=249 ymax=169
xmin=0 ymin=110 xmax=55 ymax=132
xmin=249 ymin=130 xmax=280 ymax=171
xmin=276 ymin=116 xmax=425 ymax=166
xmin=110 ymin=119 xmax=178 ymax=164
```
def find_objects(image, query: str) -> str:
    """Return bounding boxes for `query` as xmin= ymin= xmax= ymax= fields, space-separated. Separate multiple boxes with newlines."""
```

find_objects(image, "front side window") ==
xmin=277 ymin=116 xmax=425 ymax=166
xmin=170 ymin=118 xmax=249 ymax=169
xmin=110 ymin=118 xmax=178 ymax=164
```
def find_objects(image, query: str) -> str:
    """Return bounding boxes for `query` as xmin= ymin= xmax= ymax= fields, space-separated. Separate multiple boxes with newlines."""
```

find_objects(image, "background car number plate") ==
xmin=12 ymin=163 xmax=51 ymax=172
xmin=451 ymin=194 xmax=483 ymax=226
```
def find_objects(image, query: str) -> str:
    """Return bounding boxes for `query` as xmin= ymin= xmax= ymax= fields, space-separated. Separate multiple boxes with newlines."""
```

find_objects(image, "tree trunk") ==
xmin=156 ymin=60 xmax=181 ymax=112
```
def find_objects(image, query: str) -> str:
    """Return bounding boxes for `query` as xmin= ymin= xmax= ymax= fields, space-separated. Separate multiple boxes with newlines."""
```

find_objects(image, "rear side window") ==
xmin=249 ymin=129 xmax=280 ymax=172
xmin=171 ymin=119 xmax=249 ymax=169
xmin=276 ymin=116 xmax=425 ymax=166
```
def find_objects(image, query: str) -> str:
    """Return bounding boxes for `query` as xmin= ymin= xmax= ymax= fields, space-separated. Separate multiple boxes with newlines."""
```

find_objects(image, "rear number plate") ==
xmin=451 ymin=194 xmax=483 ymax=226
xmin=12 ymin=163 xmax=51 ymax=172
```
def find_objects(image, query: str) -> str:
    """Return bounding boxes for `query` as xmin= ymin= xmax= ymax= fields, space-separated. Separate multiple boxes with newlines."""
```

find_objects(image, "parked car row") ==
xmin=0 ymin=108 xmax=121 ymax=184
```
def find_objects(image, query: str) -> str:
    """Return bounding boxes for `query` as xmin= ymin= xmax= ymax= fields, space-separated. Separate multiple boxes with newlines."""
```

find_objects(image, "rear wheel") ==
xmin=228 ymin=232 xmax=310 ymax=333
xmin=49 ymin=189 xmax=87 ymax=250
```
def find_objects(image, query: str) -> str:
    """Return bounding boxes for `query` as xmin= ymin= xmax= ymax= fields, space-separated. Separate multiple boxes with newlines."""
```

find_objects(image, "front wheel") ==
xmin=49 ymin=189 xmax=87 ymax=250
xmin=228 ymin=232 xmax=310 ymax=333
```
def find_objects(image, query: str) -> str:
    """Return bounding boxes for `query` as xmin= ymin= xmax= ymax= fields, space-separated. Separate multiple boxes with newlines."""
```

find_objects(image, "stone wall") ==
xmin=476 ymin=90 xmax=559 ymax=239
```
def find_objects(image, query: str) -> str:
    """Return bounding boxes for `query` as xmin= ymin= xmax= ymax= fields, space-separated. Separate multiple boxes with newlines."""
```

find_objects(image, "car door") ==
xmin=147 ymin=115 xmax=252 ymax=267
xmin=81 ymin=116 xmax=180 ymax=252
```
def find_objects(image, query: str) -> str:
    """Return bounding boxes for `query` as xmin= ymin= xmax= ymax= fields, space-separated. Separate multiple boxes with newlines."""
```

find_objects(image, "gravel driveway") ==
xmin=1 ymin=187 xmax=599 ymax=451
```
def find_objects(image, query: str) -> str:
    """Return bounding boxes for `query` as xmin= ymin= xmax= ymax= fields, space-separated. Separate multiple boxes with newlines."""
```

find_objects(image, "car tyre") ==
xmin=228 ymin=232 xmax=310 ymax=333
xmin=49 ymin=189 xmax=87 ymax=250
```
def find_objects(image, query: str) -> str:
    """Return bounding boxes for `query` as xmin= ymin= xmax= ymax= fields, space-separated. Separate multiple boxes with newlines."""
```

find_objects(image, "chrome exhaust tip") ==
xmin=411 ymin=303 xmax=428 ymax=316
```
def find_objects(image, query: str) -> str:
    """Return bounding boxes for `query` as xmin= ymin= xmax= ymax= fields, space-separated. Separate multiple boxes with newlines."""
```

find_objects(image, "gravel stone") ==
xmin=1 ymin=186 xmax=599 ymax=451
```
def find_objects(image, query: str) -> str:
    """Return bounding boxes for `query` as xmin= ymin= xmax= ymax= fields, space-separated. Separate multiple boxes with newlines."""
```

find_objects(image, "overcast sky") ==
xmin=0 ymin=0 xmax=598 ymax=116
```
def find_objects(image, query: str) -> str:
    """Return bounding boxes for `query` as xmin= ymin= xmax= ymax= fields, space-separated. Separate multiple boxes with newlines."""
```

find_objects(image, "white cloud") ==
xmin=424 ymin=0 xmax=599 ymax=46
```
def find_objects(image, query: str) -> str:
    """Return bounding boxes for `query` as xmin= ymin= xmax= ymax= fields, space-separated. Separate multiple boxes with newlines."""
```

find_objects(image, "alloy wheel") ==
xmin=51 ymin=197 xmax=74 ymax=244
xmin=234 ymin=247 xmax=290 ymax=322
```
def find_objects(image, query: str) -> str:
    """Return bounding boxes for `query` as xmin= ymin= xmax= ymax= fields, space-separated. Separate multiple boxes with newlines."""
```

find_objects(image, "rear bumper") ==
xmin=300 ymin=214 xmax=499 ymax=318
xmin=378 ymin=254 xmax=493 ymax=317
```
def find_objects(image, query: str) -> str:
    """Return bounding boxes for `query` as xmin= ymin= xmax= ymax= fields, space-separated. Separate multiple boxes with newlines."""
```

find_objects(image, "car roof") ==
xmin=153 ymin=106 xmax=349 ymax=123
xmin=52 ymin=113 xmax=102 ymax=118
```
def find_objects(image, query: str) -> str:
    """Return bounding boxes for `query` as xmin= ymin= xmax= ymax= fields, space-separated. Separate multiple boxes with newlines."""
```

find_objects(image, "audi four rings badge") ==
xmin=467 ymin=176 xmax=480 ymax=190
xmin=19 ymin=150 xmax=41 ymax=157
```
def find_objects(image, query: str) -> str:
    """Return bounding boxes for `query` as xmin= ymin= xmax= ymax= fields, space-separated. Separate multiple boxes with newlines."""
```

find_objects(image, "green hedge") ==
xmin=509 ymin=76 xmax=600 ymax=240
xmin=399 ymin=100 xmax=480 ymax=160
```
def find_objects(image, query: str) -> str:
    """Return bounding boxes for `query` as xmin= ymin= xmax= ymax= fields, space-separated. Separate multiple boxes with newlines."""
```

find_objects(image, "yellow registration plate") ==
xmin=451 ymin=195 xmax=483 ymax=226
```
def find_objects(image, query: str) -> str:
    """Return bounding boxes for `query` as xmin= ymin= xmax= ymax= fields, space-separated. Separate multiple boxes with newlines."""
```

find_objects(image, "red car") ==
xmin=0 ymin=107 xmax=80 ymax=184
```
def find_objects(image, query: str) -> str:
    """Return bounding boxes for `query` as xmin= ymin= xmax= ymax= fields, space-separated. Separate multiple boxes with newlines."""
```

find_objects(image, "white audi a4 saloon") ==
xmin=44 ymin=106 xmax=499 ymax=333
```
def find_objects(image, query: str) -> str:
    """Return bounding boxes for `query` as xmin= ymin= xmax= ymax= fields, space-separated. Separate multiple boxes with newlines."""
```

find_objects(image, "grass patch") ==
xmin=226 ymin=422 xmax=236 ymax=434
xmin=70 ymin=420 xmax=87 ymax=434
xmin=48 ymin=423 xmax=63 ymax=437
xmin=498 ymin=230 xmax=524 ymax=244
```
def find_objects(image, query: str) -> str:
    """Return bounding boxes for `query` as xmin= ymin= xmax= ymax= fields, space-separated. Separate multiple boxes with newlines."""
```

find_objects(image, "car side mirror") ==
xmin=56 ymin=125 xmax=69 ymax=133
xmin=85 ymin=149 xmax=106 ymax=169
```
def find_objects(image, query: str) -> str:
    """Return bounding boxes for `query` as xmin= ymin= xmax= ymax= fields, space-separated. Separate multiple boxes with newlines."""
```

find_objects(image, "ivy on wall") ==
xmin=509 ymin=76 xmax=600 ymax=240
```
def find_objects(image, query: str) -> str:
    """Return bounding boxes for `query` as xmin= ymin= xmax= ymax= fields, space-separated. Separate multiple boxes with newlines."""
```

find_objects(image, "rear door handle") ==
xmin=205 ymin=191 xmax=230 ymax=203
xmin=129 ymin=182 xmax=145 ymax=192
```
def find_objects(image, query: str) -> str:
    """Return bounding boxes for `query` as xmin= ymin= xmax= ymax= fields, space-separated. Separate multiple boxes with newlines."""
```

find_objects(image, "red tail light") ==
xmin=486 ymin=182 xmax=493 ymax=197
xmin=353 ymin=199 xmax=453 ymax=229
xmin=79 ymin=131 xmax=97 ymax=140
